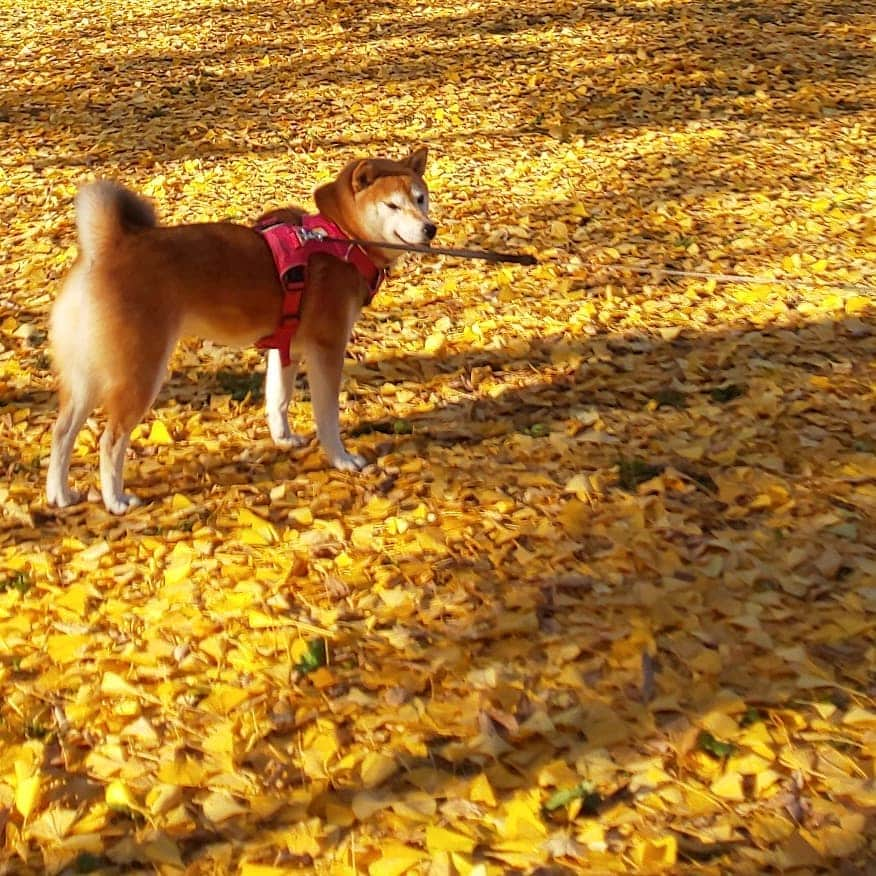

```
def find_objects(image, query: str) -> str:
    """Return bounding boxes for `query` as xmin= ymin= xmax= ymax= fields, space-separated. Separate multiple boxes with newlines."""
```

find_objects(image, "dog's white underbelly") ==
xmin=180 ymin=315 xmax=264 ymax=348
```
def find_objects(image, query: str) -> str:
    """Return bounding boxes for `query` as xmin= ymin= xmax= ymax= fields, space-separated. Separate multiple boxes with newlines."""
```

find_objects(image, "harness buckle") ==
xmin=297 ymin=226 xmax=329 ymax=243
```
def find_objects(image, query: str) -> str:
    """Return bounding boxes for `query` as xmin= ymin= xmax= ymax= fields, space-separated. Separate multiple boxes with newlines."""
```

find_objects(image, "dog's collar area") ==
xmin=305 ymin=214 xmax=392 ymax=278
xmin=255 ymin=214 xmax=387 ymax=289
xmin=306 ymin=214 xmax=389 ymax=291
xmin=302 ymin=221 xmax=393 ymax=273
xmin=254 ymin=214 xmax=386 ymax=366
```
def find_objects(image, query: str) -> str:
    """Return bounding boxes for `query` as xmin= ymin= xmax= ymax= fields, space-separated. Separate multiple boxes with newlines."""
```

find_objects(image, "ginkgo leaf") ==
xmin=100 ymin=672 xmax=141 ymax=699
xmin=469 ymin=774 xmax=497 ymax=807
xmin=144 ymin=833 xmax=183 ymax=868
xmin=236 ymin=509 xmax=279 ymax=544
xmin=46 ymin=633 xmax=90 ymax=663
xmin=360 ymin=752 xmax=397 ymax=789
xmin=351 ymin=792 xmax=391 ymax=822
xmin=157 ymin=757 xmax=211 ymax=788
xmin=710 ymin=772 xmax=746 ymax=801
xmin=424 ymin=331 xmax=446 ymax=354
xmin=171 ymin=493 xmax=195 ymax=510
xmin=146 ymin=784 xmax=183 ymax=816
xmin=631 ymin=835 xmax=678 ymax=871
xmin=501 ymin=792 xmax=548 ymax=840
xmin=145 ymin=420 xmax=174 ymax=446
xmin=120 ymin=716 xmax=160 ymax=748
xmin=201 ymin=791 xmax=248 ymax=823
xmin=368 ymin=844 xmax=427 ymax=876
xmin=105 ymin=780 xmax=142 ymax=814
xmin=425 ymin=825 xmax=476 ymax=855
xmin=24 ymin=807 xmax=78 ymax=843
xmin=15 ymin=772 xmax=41 ymax=820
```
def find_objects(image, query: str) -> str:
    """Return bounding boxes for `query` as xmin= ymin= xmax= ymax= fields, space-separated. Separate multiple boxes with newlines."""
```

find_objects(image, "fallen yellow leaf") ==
xmin=426 ymin=824 xmax=477 ymax=854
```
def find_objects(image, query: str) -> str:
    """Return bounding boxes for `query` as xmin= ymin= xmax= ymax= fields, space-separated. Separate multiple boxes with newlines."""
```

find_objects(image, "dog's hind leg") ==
xmin=46 ymin=379 xmax=95 ymax=508
xmin=265 ymin=348 xmax=306 ymax=449
xmin=304 ymin=341 xmax=366 ymax=472
xmin=47 ymin=266 xmax=99 ymax=508
xmin=99 ymin=340 xmax=174 ymax=515
xmin=99 ymin=418 xmax=139 ymax=516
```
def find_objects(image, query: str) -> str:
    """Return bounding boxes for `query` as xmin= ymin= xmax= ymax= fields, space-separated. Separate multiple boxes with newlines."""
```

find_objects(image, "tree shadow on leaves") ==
xmin=6 ymin=299 xmax=875 ymax=871
xmin=5 ymin=0 xmax=874 ymax=168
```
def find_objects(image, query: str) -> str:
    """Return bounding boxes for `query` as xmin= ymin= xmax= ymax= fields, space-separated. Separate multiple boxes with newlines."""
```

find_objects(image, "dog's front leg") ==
xmin=265 ymin=348 xmax=306 ymax=449
xmin=305 ymin=341 xmax=367 ymax=472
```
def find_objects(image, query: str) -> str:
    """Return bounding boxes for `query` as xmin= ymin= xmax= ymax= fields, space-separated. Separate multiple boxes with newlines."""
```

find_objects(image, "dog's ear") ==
xmin=351 ymin=160 xmax=377 ymax=193
xmin=403 ymin=146 xmax=429 ymax=177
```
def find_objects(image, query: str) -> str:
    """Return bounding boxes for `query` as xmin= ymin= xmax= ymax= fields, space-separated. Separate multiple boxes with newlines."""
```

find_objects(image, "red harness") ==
xmin=255 ymin=214 xmax=385 ymax=366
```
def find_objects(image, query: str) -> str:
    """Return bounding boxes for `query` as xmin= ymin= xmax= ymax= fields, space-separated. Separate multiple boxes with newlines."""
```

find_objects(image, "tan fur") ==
xmin=47 ymin=148 xmax=433 ymax=514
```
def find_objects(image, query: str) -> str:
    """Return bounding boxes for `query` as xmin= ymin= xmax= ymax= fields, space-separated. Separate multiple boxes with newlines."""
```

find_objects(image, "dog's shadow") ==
xmin=10 ymin=307 xmax=873 ymax=549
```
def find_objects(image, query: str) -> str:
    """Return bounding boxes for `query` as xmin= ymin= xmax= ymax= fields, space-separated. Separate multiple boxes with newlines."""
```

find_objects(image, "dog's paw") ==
xmin=105 ymin=493 xmax=142 ymax=515
xmin=273 ymin=433 xmax=307 ymax=451
xmin=47 ymin=487 xmax=82 ymax=508
xmin=332 ymin=452 xmax=368 ymax=472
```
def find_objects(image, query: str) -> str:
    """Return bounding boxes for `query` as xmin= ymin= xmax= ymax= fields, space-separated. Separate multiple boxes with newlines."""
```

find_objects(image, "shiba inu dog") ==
xmin=46 ymin=148 xmax=434 ymax=514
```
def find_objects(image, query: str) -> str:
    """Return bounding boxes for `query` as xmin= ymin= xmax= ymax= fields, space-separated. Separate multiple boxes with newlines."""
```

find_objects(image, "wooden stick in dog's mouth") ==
xmin=319 ymin=234 xmax=538 ymax=266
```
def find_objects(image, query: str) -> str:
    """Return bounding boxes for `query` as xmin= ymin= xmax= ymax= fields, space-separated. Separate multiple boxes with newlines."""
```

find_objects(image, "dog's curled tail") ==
xmin=75 ymin=180 xmax=156 ymax=255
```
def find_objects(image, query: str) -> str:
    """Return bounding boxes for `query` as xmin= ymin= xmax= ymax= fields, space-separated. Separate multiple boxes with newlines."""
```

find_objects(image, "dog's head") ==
xmin=315 ymin=147 xmax=435 ymax=263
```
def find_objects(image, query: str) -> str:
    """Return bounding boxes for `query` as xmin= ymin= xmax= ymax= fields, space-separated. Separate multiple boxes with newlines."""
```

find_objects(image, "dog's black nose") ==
xmin=424 ymin=222 xmax=437 ymax=240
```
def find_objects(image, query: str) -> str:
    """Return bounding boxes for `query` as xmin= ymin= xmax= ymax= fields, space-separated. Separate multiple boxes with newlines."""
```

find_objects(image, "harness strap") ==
xmin=255 ymin=215 xmax=385 ymax=366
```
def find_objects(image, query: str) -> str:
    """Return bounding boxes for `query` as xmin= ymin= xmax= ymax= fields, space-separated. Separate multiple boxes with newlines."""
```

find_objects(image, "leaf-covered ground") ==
xmin=2 ymin=0 xmax=876 ymax=873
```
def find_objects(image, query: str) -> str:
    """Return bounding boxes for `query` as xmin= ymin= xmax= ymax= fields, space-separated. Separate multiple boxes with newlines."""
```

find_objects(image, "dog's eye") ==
xmin=416 ymin=195 xmax=425 ymax=206
xmin=385 ymin=202 xmax=400 ymax=211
